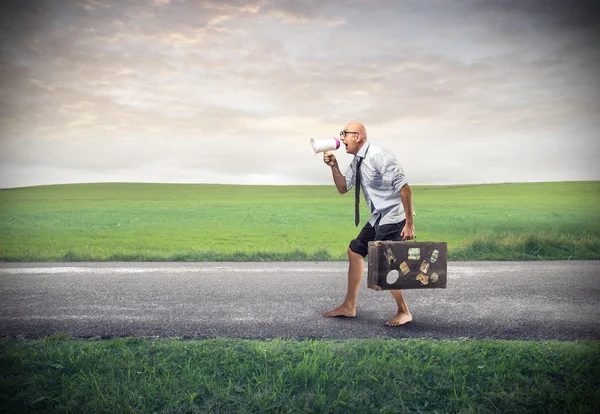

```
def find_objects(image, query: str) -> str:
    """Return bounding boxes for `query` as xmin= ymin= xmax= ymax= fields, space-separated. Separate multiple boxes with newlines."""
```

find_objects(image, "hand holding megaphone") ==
xmin=310 ymin=137 xmax=341 ymax=156
xmin=323 ymin=151 xmax=337 ymax=167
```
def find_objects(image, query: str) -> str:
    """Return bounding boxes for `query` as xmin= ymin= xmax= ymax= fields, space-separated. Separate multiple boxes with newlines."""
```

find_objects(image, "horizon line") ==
xmin=2 ymin=179 xmax=599 ymax=191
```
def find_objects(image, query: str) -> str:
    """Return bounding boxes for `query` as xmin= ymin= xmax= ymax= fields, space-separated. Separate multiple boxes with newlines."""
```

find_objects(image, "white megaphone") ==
xmin=310 ymin=137 xmax=341 ymax=156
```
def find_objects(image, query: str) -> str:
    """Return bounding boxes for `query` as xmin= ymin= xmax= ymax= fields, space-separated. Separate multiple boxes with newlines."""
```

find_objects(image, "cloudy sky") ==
xmin=0 ymin=0 xmax=599 ymax=188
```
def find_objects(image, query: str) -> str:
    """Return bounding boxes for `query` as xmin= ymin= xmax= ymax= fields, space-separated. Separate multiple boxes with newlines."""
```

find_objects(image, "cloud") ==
xmin=473 ymin=0 xmax=600 ymax=32
xmin=0 ymin=0 xmax=598 ymax=188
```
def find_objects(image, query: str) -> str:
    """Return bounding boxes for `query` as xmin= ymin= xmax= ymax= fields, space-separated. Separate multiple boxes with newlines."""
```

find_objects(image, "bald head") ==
xmin=341 ymin=122 xmax=368 ymax=155
xmin=344 ymin=122 xmax=367 ymax=140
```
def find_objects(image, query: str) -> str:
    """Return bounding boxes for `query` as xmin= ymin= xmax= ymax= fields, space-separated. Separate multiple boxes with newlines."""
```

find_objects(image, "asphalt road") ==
xmin=1 ymin=261 xmax=599 ymax=340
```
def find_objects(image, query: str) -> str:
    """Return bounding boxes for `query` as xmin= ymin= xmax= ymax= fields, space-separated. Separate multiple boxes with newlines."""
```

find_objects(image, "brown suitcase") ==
xmin=367 ymin=241 xmax=447 ymax=290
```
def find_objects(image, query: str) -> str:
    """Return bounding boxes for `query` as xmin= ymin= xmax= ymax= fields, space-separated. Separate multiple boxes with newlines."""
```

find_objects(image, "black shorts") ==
xmin=349 ymin=218 xmax=406 ymax=257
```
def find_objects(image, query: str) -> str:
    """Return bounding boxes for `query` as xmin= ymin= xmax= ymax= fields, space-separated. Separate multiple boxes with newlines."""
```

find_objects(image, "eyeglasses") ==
xmin=339 ymin=131 xmax=359 ymax=137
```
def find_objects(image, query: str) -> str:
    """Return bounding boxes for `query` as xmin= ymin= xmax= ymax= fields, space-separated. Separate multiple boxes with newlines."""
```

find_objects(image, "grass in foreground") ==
xmin=1 ymin=181 xmax=599 ymax=261
xmin=0 ymin=336 xmax=598 ymax=413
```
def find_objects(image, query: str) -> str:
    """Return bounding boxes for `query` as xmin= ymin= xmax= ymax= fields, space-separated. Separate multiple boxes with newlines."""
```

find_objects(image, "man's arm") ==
xmin=323 ymin=151 xmax=348 ymax=194
xmin=400 ymin=183 xmax=415 ymax=240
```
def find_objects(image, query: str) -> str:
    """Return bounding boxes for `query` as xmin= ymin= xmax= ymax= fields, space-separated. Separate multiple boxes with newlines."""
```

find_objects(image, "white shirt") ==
xmin=344 ymin=141 xmax=408 ymax=226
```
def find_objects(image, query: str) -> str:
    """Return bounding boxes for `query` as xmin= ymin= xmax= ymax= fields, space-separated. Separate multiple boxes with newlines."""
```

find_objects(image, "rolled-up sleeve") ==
xmin=379 ymin=152 xmax=407 ymax=193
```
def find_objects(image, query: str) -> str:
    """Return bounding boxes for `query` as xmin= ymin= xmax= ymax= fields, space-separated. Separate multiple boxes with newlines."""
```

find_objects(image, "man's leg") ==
xmin=385 ymin=290 xmax=413 ymax=326
xmin=323 ymin=223 xmax=374 ymax=318
xmin=322 ymin=248 xmax=365 ymax=317
xmin=375 ymin=220 xmax=413 ymax=326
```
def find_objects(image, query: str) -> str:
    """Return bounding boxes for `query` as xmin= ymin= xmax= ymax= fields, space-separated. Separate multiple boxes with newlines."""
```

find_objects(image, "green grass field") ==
xmin=1 ymin=336 xmax=598 ymax=413
xmin=1 ymin=181 xmax=599 ymax=261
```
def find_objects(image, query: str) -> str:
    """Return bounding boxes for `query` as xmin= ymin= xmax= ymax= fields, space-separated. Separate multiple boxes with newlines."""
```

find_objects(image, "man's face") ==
xmin=339 ymin=126 xmax=362 ymax=155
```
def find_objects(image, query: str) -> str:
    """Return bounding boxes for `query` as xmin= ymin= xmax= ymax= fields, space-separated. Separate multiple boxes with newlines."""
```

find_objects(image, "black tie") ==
xmin=355 ymin=156 xmax=363 ymax=226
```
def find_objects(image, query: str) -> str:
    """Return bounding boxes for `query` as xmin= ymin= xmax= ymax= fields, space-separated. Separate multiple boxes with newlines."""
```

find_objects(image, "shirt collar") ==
xmin=356 ymin=141 xmax=370 ymax=159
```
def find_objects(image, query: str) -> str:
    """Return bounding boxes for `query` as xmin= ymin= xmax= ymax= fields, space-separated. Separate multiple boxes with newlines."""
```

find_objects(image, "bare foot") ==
xmin=385 ymin=311 xmax=413 ymax=327
xmin=323 ymin=305 xmax=356 ymax=318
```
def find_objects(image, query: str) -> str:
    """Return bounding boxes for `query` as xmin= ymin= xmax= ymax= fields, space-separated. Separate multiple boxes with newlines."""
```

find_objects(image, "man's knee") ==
xmin=349 ymin=239 xmax=368 ymax=258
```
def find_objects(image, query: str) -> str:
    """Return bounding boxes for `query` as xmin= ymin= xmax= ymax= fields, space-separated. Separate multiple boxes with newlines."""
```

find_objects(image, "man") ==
xmin=322 ymin=122 xmax=415 ymax=326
